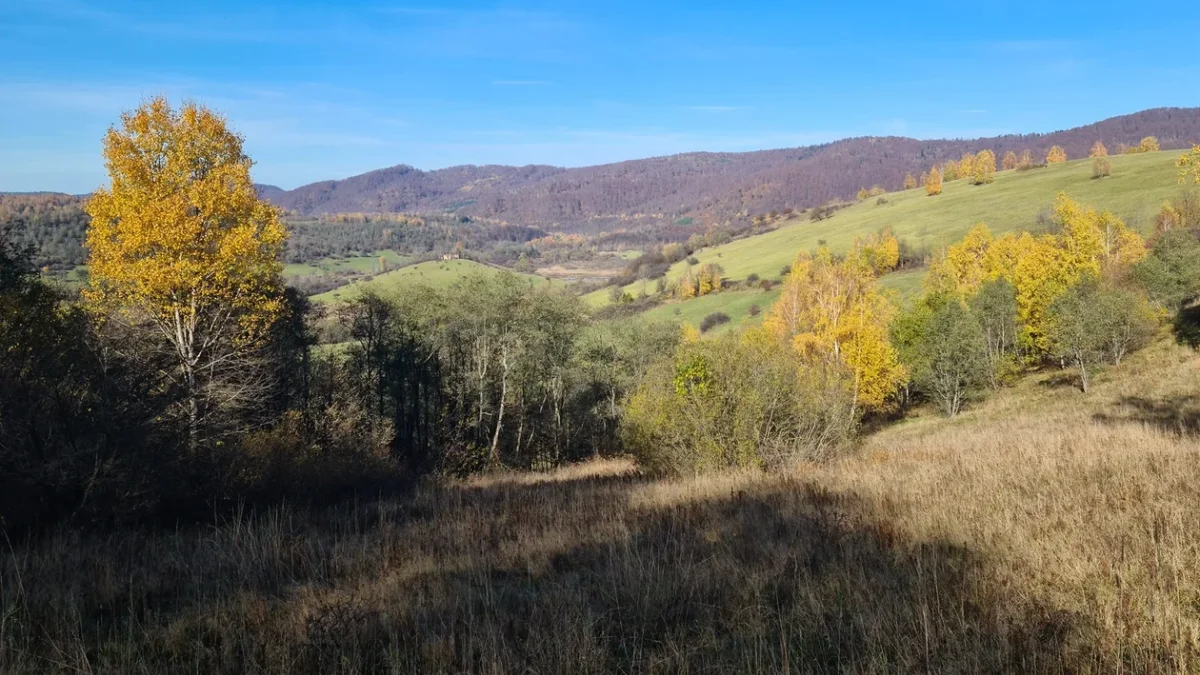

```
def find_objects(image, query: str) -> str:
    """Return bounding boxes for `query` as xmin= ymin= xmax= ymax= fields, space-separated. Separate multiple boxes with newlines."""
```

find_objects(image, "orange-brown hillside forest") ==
xmin=7 ymin=99 xmax=1200 ymax=673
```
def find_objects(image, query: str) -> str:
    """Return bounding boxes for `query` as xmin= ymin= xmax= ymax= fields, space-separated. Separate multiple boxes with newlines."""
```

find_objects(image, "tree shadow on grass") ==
xmin=379 ymin=478 xmax=1091 ymax=674
xmin=7 ymin=467 xmax=1105 ymax=674
xmin=1171 ymin=304 xmax=1200 ymax=349
xmin=1093 ymin=394 xmax=1200 ymax=437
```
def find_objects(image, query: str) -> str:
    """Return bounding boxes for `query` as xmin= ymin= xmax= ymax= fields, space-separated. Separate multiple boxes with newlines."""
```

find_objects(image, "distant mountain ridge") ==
xmin=261 ymin=107 xmax=1200 ymax=233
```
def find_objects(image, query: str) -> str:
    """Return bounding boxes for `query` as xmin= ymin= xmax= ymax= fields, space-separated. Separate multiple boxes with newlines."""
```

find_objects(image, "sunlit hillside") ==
xmin=587 ymin=151 xmax=1187 ymax=322
xmin=311 ymin=258 xmax=560 ymax=304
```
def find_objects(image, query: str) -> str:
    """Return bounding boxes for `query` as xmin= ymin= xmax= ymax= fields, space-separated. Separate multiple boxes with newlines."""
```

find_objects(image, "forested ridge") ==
xmin=8 ymin=107 xmax=1200 ymax=274
xmin=264 ymin=107 xmax=1200 ymax=231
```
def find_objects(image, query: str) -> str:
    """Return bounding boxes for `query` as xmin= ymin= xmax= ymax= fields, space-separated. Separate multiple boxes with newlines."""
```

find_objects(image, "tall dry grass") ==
xmin=3 ymin=340 xmax=1200 ymax=673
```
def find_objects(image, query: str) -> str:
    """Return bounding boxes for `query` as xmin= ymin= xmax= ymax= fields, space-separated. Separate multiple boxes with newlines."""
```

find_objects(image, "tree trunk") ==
xmin=490 ymin=345 xmax=508 ymax=467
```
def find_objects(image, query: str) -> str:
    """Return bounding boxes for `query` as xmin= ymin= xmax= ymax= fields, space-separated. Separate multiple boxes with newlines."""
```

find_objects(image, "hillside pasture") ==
xmin=8 ymin=338 xmax=1200 ymax=673
xmin=586 ymin=151 xmax=1185 ymax=312
xmin=312 ymin=259 xmax=559 ymax=304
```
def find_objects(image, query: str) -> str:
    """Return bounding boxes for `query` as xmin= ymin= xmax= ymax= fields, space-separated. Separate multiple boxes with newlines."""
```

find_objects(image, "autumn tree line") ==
xmin=0 ymin=100 xmax=682 ymax=534
xmin=5 ymin=98 xmax=1200 ymax=533
xmin=910 ymin=136 xmax=1168 ymax=197
xmin=622 ymin=162 xmax=1200 ymax=472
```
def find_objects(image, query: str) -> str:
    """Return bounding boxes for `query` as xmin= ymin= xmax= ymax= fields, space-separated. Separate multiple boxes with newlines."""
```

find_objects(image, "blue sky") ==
xmin=3 ymin=0 xmax=1200 ymax=193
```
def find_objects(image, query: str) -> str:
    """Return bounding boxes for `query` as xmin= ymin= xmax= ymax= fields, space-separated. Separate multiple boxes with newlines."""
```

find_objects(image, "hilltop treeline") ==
xmin=0 ymin=197 xmax=560 ymax=271
xmin=285 ymin=212 xmax=547 ymax=265
xmin=0 ymin=193 xmax=89 ymax=268
xmin=263 ymin=108 xmax=1200 ymax=232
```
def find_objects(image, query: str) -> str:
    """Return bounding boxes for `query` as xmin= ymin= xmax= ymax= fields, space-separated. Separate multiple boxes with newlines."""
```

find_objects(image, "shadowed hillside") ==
xmin=6 ymin=338 xmax=1200 ymax=673
xmin=264 ymin=107 xmax=1200 ymax=233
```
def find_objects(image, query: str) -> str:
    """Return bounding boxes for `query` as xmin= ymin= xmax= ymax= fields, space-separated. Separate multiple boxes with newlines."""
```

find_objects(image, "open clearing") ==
xmin=312 ymin=258 xmax=559 ymax=303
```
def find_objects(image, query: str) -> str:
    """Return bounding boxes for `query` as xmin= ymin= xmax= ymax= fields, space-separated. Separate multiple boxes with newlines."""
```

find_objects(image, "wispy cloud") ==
xmin=493 ymin=80 xmax=551 ymax=86
xmin=11 ymin=0 xmax=342 ymax=44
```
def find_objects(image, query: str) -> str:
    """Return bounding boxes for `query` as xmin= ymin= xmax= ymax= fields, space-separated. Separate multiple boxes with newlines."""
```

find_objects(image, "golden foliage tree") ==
xmin=1046 ymin=146 xmax=1067 ymax=164
xmin=1002 ymin=151 xmax=1017 ymax=171
xmin=678 ymin=268 xmax=697 ymax=299
xmin=85 ymin=97 xmax=287 ymax=448
xmin=764 ymin=249 xmax=907 ymax=412
xmin=851 ymin=227 xmax=901 ymax=276
xmin=1018 ymin=150 xmax=1034 ymax=169
xmin=972 ymin=150 xmax=996 ymax=185
xmin=1089 ymin=141 xmax=1108 ymax=157
xmin=856 ymin=187 xmax=870 ymax=201
xmin=1177 ymin=145 xmax=1200 ymax=184
xmin=904 ymin=172 xmax=918 ymax=190
xmin=1138 ymin=136 xmax=1160 ymax=153
xmin=696 ymin=263 xmax=723 ymax=296
xmin=958 ymin=153 xmax=976 ymax=181
xmin=925 ymin=165 xmax=943 ymax=196
xmin=943 ymin=160 xmax=960 ymax=181
xmin=925 ymin=194 xmax=1145 ymax=352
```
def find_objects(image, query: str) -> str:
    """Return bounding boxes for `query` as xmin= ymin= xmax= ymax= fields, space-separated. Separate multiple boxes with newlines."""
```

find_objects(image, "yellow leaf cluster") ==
xmin=850 ymin=227 xmax=900 ymax=277
xmin=1177 ymin=145 xmax=1200 ymax=185
xmin=764 ymin=249 xmax=907 ymax=411
xmin=1127 ymin=136 xmax=1160 ymax=154
xmin=943 ymin=160 xmax=960 ymax=181
xmin=971 ymin=150 xmax=996 ymax=185
xmin=1089 ymin=141 xmax=1108 ymax=157
xmin=958 ymin=153 xmax=976 ymax=181
xmin=926 ymin=194 xmax=1145 ymax=351
xmin=925 ymin=165 xmax=943 ymax=196
xmin=678 ymin=263 xmax=723 ymax=299
xmin=84 ymin=97 xmax=287 ymax=344
xmin=1046 ymin=146 xmax=1067 ymax=164
xmin=903 ymin=173 xmax=918 ymax=190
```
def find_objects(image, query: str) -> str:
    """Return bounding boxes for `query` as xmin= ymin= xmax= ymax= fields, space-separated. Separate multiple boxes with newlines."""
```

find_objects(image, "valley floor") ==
xmin=4 ymin=339 xmax=1200 ymax=673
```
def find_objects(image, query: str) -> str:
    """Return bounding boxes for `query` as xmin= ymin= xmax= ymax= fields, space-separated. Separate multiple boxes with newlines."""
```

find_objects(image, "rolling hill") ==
xmin=592 ymin=149 xmax=1190 ymax=328
xmin=311 ymin=259 xmax=559 ymax=304
xmin=263 ymin=108 xmax=1200 ymax=236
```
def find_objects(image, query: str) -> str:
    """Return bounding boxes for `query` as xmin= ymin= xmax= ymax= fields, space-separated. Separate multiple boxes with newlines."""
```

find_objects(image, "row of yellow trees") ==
xmin=915 ymin=137 xmax=1166 ymax=197
xmin=684 ymin=193 xmax=1151 ymax=420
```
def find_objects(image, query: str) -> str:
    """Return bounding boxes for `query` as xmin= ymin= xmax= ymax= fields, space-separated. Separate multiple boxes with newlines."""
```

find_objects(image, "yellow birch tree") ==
xmin=972 ymin=149 xmax=996 ymax=185
xmin=925 ymin=165 xmax=943 ymax=196
xmin=765 ymin=249 xmax=907 ymax=412
xmin=1177 ymin=145 xmax=1200 ymax=184
xmin=84 ymin=97 xmax=287 ymax=448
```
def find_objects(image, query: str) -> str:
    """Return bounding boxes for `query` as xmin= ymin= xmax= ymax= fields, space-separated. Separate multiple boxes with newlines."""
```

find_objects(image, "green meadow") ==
xmin=312 ymin=259 xmax=560 ymax=304
xmin=282 ymin=250 xmax=412 ymax=279
xmin=586 ymin=150 xmax=1185 ymax=311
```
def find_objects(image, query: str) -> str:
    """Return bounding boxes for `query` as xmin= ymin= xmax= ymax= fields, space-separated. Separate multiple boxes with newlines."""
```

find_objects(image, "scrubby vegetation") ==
xmin=7 ymin=97 xmax=1200 ymax=674
xmin=6 ymin=340 xmax=1200 ymax=673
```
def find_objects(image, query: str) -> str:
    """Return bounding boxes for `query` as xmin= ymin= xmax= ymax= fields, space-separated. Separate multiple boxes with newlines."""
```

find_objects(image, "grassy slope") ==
xmin=9 ymin=338 xmax=1200 ymax=673
xmin=283 ymin=250 xmax=412 ymax=279
xmin=312 ymin=259 xmax=558 ymax=303
xmin=586 ymin=150 xmax=1184 ymax=315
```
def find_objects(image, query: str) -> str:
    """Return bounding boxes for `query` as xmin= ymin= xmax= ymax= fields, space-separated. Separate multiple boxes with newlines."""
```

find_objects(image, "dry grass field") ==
xmin=3 ymin=338 xmax=1200 ymax=674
